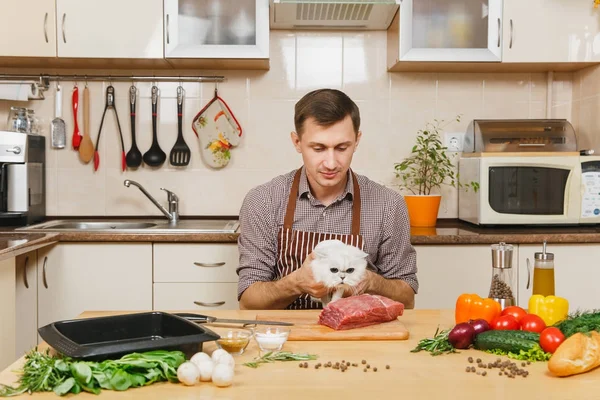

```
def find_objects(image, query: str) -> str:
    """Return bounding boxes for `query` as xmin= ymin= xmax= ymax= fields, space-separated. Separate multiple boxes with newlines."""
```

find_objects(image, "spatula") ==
xmin=78 ymin=85 xmax=94 ymax=163
xmin=169 ymin=85 xmax=191 ymax=166
xmin=51 ymin=85 xmax=66 ymax=149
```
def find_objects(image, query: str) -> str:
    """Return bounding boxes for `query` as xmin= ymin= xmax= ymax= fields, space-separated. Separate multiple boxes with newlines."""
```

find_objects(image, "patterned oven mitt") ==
xmin=192 ymin=90 xmax=242 ymax=168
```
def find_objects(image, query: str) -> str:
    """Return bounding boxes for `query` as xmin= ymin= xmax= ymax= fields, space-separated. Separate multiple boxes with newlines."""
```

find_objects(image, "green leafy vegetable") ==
xmin=411 ymin=327 xmax=458 ymax=356
xmin=243 ymin=351 xmax=318 ymax=368
xmin=0 ymin=349 xmax=186 ymax=397
xmin=484 ymin=344 xmax=551 ymax=362
xmin=553 ymin=310 xmax=600 ymax=338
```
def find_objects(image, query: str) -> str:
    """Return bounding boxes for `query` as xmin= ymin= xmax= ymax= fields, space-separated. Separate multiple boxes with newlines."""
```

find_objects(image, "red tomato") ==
xmin=540 ymin=327 xmax=566 ymax=354
xmin=520 ymin=314 xmax=546 ymax=333
xmin=500 ymin=306 xmax=528 ymax=323
xmin=491 ymin=315 xmax=520 ymax=330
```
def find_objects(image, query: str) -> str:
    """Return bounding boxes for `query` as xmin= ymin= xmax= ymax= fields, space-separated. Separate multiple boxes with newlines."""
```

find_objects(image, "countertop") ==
xmin=1 ymin=309 xmax=597 ymax=399
xmin=0 ymin=219 xmax=600 ymax=262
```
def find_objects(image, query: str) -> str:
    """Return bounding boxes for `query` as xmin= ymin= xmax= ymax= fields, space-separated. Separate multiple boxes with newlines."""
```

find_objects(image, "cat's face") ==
xmin=310 ymin=239 xmax=368 ymax=289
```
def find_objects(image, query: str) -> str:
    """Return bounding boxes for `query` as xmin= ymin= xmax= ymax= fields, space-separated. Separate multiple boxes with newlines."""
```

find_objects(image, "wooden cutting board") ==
xmin=256 ymin=310 xmax=409 ymax=341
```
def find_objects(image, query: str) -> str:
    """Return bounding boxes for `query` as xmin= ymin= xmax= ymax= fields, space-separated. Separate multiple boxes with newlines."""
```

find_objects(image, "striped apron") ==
xmin=276 ymin=168 xmax=364 ymax=310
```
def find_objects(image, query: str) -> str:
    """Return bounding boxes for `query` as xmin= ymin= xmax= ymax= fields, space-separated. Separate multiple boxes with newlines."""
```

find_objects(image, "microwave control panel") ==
xmin=581 ymin=160 xmax=600 ymax=219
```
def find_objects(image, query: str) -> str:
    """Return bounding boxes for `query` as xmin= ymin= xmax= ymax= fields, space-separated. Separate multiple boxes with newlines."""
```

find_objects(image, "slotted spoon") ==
xmin=169 ymin=86 xmax=191 ymax=166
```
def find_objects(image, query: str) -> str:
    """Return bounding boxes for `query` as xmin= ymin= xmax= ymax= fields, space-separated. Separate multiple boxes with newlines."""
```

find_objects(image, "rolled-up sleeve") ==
xmin=376 ymin=194 xmax=418 ymax=293
xmin=236 ymin=185 xmax=278 ymax=300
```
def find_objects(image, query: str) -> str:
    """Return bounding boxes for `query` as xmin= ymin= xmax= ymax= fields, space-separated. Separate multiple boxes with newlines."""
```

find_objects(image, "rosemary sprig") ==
xmin=242 ymin=351 xmax=318 ymax=368
xmin=410 ymin=327 xmax=458 ymax=356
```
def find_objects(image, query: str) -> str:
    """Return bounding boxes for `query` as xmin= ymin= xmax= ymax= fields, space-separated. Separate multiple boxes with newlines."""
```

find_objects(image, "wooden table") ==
xmin=1 ymin=309 xmax=598 ymax=399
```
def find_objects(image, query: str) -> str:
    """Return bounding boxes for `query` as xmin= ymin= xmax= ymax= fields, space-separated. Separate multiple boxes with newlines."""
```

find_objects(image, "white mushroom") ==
xmin=211 ymin=349 xmax=229 ymax=363
xmin=212 ymin=364 xmax=234 ymax=388
xmin=215 ymin=352 xmax=235 ymax=368
xmin=190 ymin=351 xmax=212 ymax=368
xmin=196 ymin=360 xmax=215 ymax=382
xmin=177 ymin=361 xmax=200 ymax=386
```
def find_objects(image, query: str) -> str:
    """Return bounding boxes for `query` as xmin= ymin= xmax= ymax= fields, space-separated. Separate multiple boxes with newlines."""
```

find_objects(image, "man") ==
xmin=236 ymin=89 xmax=417 ymax=310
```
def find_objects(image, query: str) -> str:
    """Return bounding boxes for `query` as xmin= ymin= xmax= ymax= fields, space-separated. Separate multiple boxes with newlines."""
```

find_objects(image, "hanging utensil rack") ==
xmin=0 ymin=74 xmax=226 ymax=95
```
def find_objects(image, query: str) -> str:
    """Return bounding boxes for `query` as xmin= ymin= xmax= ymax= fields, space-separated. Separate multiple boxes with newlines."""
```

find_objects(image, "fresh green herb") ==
xmin=243 ymin=351 xmax=318 ymax=368
xmin=411 ymin=327 xmax=458 ymax=356
xmin=553 ymin=310 xmax=600 ymax=338
xmin=484 ymin=345 xmax=551 ymax=362
xmin=0 ymin=349 xmax=185 ymax=397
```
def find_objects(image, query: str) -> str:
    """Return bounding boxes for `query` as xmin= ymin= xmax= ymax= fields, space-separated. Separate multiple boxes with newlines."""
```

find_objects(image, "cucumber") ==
xmin=473 ymin=330 xmax=539 ymax=353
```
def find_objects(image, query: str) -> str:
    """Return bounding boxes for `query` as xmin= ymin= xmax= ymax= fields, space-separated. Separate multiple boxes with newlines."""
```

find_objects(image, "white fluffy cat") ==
xmin=310 ymin=239 xmax=369 ymax=307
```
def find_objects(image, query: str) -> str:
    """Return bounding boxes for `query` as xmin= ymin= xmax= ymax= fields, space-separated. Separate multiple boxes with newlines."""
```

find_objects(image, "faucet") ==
xmin=124 ymin=179 xmax=179 ymax=224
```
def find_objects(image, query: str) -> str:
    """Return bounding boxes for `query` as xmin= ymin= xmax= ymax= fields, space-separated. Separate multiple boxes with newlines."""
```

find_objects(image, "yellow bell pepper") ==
xmin=528 ymin=295 xmax=569 ymax=326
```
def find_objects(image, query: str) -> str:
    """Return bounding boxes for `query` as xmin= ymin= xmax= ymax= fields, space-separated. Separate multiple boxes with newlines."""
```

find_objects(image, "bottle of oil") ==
xmin=532 ymin=241 xmax=555 ymax=296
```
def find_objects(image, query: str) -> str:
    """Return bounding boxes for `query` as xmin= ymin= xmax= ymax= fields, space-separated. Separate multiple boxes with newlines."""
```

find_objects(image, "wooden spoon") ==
xmin=78 ymin=85 xmax=94 ymax=163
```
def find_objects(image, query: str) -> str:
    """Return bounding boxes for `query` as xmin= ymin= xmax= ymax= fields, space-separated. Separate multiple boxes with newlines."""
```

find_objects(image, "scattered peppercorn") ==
xmin=482 ymin=371 xmax=487 ymax=377
xmin=468 ymin=357 xmax=473 ymax=363
xmin=374 ymin=367 xmax=378 ymax=372
xmin=386 ymin=365 xmax=390 ymax=370
xmin=363 ymin=368 xmax=367 ymax=372
xmin=362 ymin=360 xmax=366 ymax=365
xmin=476 ymin=358 xmax=481 ymax=363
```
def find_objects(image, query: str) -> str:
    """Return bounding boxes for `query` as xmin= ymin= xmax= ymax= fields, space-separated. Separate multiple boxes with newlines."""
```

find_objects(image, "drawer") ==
xmin=153 ymin=283 xmax=239 ymax=311
xmin=154 ymin=243 xmax=239 ymax=283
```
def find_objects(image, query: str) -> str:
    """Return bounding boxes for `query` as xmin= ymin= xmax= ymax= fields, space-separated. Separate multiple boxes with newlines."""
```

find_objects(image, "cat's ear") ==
xmin=353 ymin=248 xmax=369 ymax=260
xmin=313 ymin=239 xmax=343 ymax=258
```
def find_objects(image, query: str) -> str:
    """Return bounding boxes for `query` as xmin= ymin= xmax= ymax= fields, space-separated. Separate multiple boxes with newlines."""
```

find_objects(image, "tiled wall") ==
xmin=0 ymin=31 xmax=576 ymax=218
xmin=573 ymin=65 xmax=600 ymax=153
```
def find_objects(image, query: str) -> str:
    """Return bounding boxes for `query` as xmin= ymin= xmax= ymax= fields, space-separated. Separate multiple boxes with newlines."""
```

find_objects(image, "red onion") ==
xmin=448 ymin=323 xmax=475 ymax=349
xmin=468 ymin=319 xmax=491 ymax=336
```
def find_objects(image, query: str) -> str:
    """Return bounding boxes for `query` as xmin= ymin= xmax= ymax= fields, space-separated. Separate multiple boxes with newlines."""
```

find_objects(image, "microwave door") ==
xmin=488 ymin=166 xmax=570 ymax=215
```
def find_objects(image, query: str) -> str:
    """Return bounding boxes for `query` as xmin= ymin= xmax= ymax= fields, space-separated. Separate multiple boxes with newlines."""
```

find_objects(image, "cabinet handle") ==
xmin=166 ymin=14 xmax=170 ymax=44
xmin=193 ymin=262 xmax=225 ymax=268
xmin=194 ymin=301 xmax=225 ymax=307
xmin=43 ymin=12 xmax=49 ymax=43
xmin=497 ymin=18 xmax=500 ymax=48
xmin=526 ymin=258 xmax=531 ymax=290
xmin=23 ymin=256 xmax=29 ymax=289
xmin=42 ymin=256 xmax=48 ymax=289
xmin=509 ymin=19 xmax=513 ymax=49
xmin=61 ymin=13 xmax=66 ymax=44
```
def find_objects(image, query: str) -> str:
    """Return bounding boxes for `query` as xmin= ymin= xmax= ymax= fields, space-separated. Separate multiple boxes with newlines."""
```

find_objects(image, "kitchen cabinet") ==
xmin=387 ymin=0 xmax=503 ymax=65
xmin=37 ymin=243 xmax=153 ymax=329
xmin=154 ymin=282 xmax=239 ymax=311
xmin=15 ymin=251 xmax=37 ymax=360
xmin=153 ymin=243 xmax=240 ymax=310
xmin=0 ymin=257 xmax=16 ymax=371
xmin=413 ymin=245 xmax=494 ymax=309
xmin=502 ymin=0 xmax=600 ymax=63
xmin=518 ymin=244 xmax=600 ymax=312
xmin=56 ymin=0 xmax=163 ymax=59
xmin=164 ymin=0 xmax=269 ymax=68
xmin=0 ymin=0 xmax=56 ymax=57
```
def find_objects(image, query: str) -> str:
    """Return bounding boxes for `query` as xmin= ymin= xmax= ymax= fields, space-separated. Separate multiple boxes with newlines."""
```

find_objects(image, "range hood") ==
xmin=270 ymin=0 xmax=401 ymax=30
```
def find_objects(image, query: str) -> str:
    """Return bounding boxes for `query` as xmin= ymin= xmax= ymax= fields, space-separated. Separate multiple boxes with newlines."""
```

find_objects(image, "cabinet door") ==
xmin=56 ymin=0 xmax=163 ymax=58
xmin=396 ymin=0 xmax=502 ymax=62
xmin=414 ymin=245 xmax=495 ymax=309
xmin=154 ymin=283 xmax=239 ymax=311
xmin=37 ymin=243 xmax=153 ymax=329
xmin=518 ymin=244 xmax=600 ymax=311
xmin=0 ymin=257 xmax=16 ymax=371
xmin=503 ymin=0 xmax=600 ymax=62
xmin=15 ymin=252 xmax=37 ymax=359
xmin=0 ymin=0 xmax=56 ymax=57
xmin=164 ymin=0 xmax=269 ymax=59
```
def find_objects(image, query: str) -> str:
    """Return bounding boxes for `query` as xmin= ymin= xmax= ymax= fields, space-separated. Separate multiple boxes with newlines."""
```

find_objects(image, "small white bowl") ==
xmin=253 ymin=326 xmax=291 ymax=352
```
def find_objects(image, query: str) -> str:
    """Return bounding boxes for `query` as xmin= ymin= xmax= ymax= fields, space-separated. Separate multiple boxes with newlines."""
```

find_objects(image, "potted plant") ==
xmin=393 ymin=116 xmax=478 ymax=227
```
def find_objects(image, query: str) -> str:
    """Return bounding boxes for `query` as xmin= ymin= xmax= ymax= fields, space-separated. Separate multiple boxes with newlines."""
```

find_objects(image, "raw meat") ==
xmin=318 ymin=294 xmax=404 ymax=330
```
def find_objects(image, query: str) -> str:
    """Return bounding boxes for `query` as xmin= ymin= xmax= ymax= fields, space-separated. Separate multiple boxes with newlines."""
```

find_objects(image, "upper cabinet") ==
xmin=389 ymin=0 xmax=503 ymax=64
xmin=0 ymin=0 xmax=56 ymax=57
xmin=164 ymin=0 xmax=269 ymax=68
xmin=56 ymin=0 xmax=163 ymax=59
xmin=502 ymin=0 xmax=600 ymax=63
xmin=388 ymin=0 xmax=600 ymax=71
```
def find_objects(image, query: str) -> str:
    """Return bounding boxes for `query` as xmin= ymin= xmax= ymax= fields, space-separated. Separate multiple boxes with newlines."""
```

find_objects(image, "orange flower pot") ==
xmin=403 ymin=195 xmax=441 ymax=227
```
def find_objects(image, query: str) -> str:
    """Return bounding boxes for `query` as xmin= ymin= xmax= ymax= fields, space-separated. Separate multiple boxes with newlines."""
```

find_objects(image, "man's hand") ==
xmin=292 ymin=253 xmax=328 ymax=298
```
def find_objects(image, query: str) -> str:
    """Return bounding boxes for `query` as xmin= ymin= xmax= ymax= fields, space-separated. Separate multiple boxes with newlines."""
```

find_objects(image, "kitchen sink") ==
xmin=18 ymin=219 xmax=240 ymax=233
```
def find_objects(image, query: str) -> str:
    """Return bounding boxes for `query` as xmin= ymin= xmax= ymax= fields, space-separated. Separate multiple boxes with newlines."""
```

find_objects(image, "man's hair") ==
xmin=294 ymin=89 xmax=360 ymax=137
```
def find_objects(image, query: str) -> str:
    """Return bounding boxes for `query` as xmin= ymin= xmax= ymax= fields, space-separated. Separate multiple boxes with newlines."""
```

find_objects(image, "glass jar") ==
xmin=7 ymin=107 xmax=29 ymax=133
xmin=488 ymin=242 xmax=516 ymax=309
xmin=532 ymin=241 xmax=555 ymax=296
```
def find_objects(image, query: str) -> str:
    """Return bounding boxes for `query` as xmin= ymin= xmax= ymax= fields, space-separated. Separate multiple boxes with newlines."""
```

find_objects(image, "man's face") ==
xmin=291 ymin=115 xmax=361 ymax=192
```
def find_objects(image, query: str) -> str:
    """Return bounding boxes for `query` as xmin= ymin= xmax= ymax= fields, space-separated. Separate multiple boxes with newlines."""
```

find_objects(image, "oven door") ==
xmin=479 ymin=156 xmax=581 ymax=224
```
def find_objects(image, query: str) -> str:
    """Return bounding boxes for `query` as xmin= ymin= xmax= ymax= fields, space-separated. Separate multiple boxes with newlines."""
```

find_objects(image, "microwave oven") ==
xmin=458 ymin=154 xmax=600 ymax=225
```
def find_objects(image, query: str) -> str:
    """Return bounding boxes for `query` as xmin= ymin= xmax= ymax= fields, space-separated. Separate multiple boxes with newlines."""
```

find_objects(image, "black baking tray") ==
xmin=38 ymin=311 xmax=220 ymax=361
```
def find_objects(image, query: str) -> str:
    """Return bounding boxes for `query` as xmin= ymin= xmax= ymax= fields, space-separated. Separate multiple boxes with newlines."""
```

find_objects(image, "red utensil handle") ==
xmin=72 ymin=87 xmax=81 ymax=150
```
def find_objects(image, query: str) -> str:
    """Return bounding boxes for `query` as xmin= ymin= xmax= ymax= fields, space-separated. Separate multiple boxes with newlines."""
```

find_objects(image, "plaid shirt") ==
xmin=237 ymin=167 xmax=418 ymax=299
